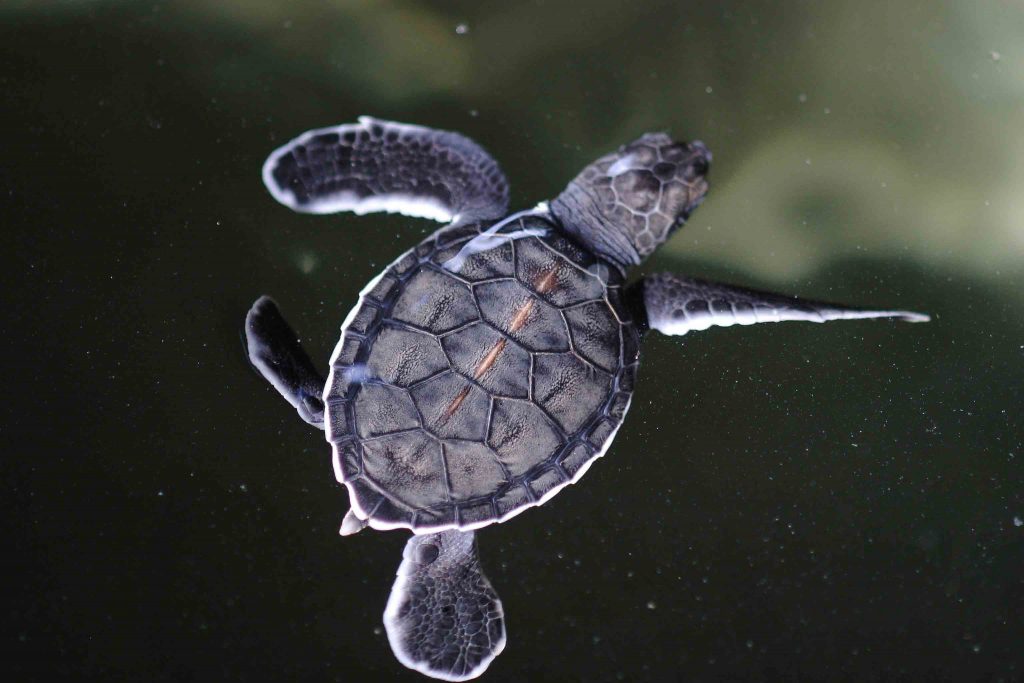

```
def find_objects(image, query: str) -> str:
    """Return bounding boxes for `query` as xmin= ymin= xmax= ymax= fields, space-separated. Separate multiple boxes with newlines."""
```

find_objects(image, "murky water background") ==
xmin=4 ymin=1 xmax=1022 ymax=680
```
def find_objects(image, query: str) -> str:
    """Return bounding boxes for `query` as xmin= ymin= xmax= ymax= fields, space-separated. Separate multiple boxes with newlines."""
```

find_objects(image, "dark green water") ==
xmin=4 ymin=1 xmax=1022 ymax=681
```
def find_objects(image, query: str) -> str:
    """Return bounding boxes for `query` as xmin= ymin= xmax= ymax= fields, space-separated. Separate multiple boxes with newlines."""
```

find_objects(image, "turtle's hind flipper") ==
xmin=263 ymin=117 xmax=510 ymax=224
xmin=244 ymin=296 xmax=326 ymax=429
xmin=384 ymin=530 xmax=506 ymax=681
xmin=639 ymin=273 xmax=929 ymax=336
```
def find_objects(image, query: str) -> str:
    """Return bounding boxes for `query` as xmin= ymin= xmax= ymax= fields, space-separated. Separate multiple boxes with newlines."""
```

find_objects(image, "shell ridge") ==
xmin=437 ymin=441 xmax=454 ymax=505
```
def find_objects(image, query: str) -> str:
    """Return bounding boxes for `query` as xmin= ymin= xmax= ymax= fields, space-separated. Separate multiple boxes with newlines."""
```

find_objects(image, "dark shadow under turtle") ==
xmin=245 ymin=117 xmax=927 ymax=680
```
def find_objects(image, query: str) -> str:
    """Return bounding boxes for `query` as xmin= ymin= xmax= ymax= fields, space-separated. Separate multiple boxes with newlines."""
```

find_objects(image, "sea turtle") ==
xmin=244 ymin=117 xmax=927 ymax=680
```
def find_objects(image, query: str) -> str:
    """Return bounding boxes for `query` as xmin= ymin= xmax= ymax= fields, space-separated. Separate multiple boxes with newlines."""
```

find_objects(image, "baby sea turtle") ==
xmin=245 ymin=117 xmax=927 ymax=680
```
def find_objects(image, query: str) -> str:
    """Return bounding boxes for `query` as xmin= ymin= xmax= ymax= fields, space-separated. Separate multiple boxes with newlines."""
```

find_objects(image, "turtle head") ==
xmin=550 ymin=133 xmax=711 ymax=270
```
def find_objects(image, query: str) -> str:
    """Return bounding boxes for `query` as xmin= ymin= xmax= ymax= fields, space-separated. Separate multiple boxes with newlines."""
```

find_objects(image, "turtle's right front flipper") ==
xmin=245 ymin=296 xmax=326 ymax=429
xmin=263 ymin=117 xmax=510 ymax=224
xmin=638 ymin=273 xmax=929 ymax=336
xmin=384 ymin=530 xmax=506 ymax=681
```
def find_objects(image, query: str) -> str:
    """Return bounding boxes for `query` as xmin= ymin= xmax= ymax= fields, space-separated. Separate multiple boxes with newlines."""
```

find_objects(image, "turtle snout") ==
xmin=689 ymin=140 xmax=712 ymax=163
xmin=682 ymin=140 xmax=711 ymax=181
xmin=688 ymin=140 xmax=712 ymax=174
xmin=669 ymin=141 xmax=711 ymax=224
xmin=657 ymin=139 xmax=711 ymax=183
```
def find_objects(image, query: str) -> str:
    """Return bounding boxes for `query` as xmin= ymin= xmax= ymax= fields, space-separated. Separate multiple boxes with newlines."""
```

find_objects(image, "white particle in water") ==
xmin=1014 ymin=516 xmax=1022 ymax=527
xmin=705 ymin=86 xmax=713 ymax=94
xmin=798 ymin=93 xmax=807 ymax=103
xmin=646 ymin=600 xmax=656 ymax=610
xmin=990 ymin=50 xmax=1001 ymax=62
xmin=296 ymin=251 xmax=318 ymax=274
xmin=455 ymin=23 xmax=469 ymax=35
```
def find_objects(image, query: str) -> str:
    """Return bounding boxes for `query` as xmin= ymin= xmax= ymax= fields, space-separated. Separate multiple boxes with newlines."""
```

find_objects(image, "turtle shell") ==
xmin=325 ymin=214 xmax=640 ymax=533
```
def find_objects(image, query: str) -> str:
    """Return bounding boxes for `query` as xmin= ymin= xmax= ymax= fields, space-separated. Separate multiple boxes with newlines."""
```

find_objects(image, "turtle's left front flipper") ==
xmin=244 ymin=296 xmax=326 ymax=429
xmin=638 ymin=272 xmax=929 ymax=336
xmin=384 ymin=530 xmax=506 ymax=681
xmin=263 ymin=117 xmax=509 ymax=224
